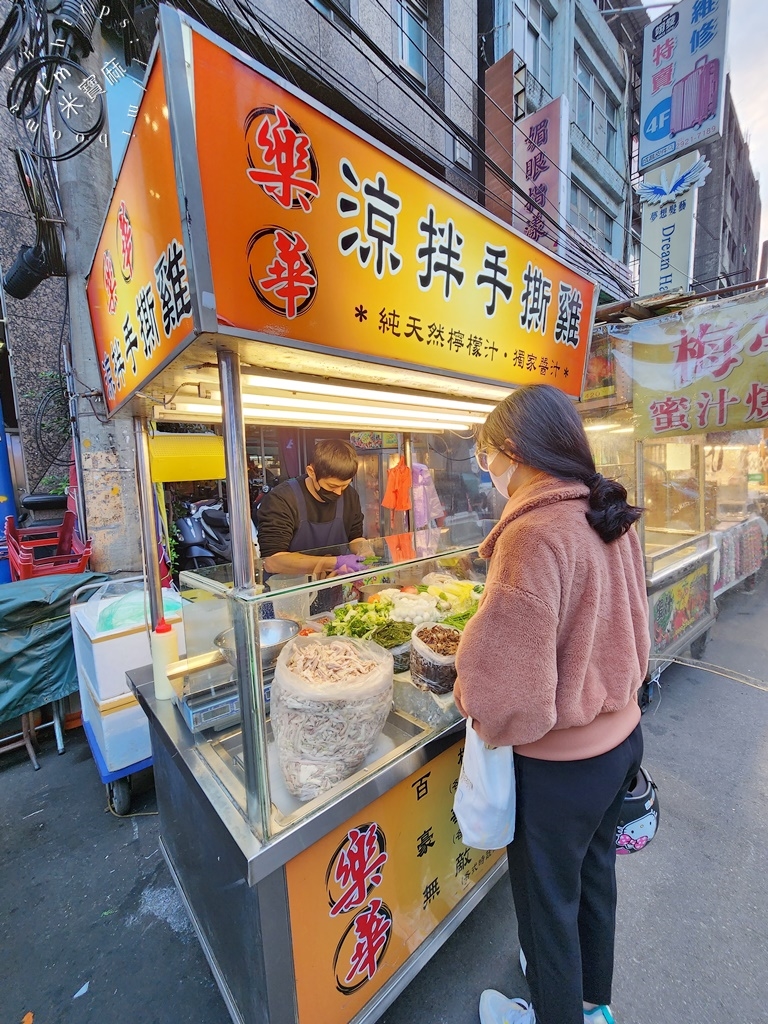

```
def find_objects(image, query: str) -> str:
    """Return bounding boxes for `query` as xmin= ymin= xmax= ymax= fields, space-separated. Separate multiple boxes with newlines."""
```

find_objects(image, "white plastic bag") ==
xmin=453 ymin=718 xmax=516 ymax=850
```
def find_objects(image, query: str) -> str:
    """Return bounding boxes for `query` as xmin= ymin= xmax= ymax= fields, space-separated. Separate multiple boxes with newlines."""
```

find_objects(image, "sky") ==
xmin=642 ymin=0 xmax=768 ymax=250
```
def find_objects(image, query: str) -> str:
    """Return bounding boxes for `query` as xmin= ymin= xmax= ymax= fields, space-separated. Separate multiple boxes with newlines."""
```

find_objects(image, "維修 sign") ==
xmin=639 ymin=0 xmax=729 ymax=172
xmin=636 ymin=150 xmax=710 ymax=296
xmin=512 ymin=96 xmax=570 ymax=256
xmin=191 ymin=30 xmax=597 ymax=396
xmin=609 ymin=289 xmax=768 ymax=437
xmin=86 ymin=58 xmax=198 ymax=416
xmin=285 ymin=740 xmax=503 ymax=1024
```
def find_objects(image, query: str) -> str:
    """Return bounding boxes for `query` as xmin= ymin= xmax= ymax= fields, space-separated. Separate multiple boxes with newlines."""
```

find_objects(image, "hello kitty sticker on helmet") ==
xmin=615 ymin=766 xmax=659 ymax=855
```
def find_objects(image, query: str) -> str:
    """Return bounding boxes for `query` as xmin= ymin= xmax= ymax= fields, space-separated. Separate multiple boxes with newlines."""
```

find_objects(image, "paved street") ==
xmin=1 ymin=565 xmax=766 ymax=1024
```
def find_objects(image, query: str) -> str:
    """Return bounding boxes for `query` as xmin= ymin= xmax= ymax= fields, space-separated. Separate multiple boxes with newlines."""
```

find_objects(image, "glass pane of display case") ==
xmin=582 ymin=409 xmax=637 ymax=504
xmin=704 ymin=431 xmax=766 ymax=526
xmin=641 ymin=436 xmax=709 ymax=575
xmin=177 ymin=522 xmax=492 ymax=839
xmin=702 ymin=430 xmax=768 ymax=595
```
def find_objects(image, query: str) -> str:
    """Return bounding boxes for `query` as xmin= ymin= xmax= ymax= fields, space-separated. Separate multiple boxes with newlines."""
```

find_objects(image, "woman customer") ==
xmin=454 ymin=384 xmax=650 ymax=1024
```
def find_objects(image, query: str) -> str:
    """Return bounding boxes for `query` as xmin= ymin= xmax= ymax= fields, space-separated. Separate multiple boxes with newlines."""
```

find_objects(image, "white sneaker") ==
xmin=518 ymin=951 xmax=615 ymax=1024
xmin=479 ymin=990 xmax=535 ymax=1024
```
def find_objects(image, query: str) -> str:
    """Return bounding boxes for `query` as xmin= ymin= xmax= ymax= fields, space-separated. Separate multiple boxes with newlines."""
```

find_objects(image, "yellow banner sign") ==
xmin=610 ymin=289 xmax=768 ymax=437
xmin=285 ymin=739 xmax=503 ymax=1024
xmin=191 ymin=29 xmax=596 ymax=396
xmin=85 ymin=58 xmax=195 ymax=415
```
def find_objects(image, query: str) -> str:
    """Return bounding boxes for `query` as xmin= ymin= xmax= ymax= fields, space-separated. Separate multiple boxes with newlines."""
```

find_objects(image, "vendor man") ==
xmin=257 ymin=439 xmax=372 ymax=576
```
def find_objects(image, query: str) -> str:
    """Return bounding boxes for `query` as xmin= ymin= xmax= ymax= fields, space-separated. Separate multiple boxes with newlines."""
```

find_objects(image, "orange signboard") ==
xmin=86 ymin=57 xmax=195 ymax=415
xmin=285 ymin=739 xmax=503 ymax=1024
xmin=191 ymin=30 xmax=596 ymax=396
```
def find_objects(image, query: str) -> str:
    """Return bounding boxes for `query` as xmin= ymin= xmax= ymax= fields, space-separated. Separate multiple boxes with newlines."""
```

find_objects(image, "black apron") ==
xmin=286 ymin=478 xmax=348 ymax=554
xmin=286 ymin=478 xmax=347 ymax=613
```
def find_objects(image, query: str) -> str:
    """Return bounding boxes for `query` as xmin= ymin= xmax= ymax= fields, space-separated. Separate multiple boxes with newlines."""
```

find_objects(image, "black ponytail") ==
xmin=477 ymin=385 xmax=643 ymax=544
xmin=585 ymin=473 xmax=643 ymax=543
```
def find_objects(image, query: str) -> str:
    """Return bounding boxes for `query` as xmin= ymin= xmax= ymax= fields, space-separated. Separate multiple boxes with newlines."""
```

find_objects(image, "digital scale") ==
xmin=178 ymin=672 xmax=274 ymax=733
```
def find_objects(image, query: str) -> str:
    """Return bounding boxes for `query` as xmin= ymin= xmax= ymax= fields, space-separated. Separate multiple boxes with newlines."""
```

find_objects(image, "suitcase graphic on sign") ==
xmin=670 ymin=55 xmax=720 ymax=136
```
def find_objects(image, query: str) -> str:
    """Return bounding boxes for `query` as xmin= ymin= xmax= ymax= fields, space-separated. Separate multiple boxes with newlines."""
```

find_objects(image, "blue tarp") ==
xmin=0 ymin=572 xmax=109 ymax=723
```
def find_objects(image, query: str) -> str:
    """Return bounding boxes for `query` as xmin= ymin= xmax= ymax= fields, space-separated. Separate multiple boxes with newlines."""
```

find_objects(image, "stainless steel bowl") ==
xmin=214 ymin=619 xmax=299 ymax=672
xmin=359 ymin=583 xmax=394 ymax=601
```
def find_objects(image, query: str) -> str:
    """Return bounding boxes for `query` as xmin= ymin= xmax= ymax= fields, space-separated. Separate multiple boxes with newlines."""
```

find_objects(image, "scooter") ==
xmin=175 ymin=506 xmax=217 ymax=570
xmin=175 ymin=499 xmax=259 ymax=572
xmin=198 ymin=504 xmax=233 ymax=562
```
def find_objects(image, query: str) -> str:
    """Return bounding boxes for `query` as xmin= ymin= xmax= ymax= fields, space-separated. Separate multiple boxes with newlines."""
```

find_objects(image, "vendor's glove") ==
xmin=334 ymin=554 xmax=366 ymax=575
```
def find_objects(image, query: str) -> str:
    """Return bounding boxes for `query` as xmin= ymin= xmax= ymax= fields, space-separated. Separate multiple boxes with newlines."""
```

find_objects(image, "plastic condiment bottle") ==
xmin=151 ymin=617 xmax=179 ymax=701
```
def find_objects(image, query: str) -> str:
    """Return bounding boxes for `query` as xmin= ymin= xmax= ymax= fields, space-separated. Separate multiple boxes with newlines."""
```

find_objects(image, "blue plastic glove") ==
xmin=334 ymin=554 xmax=366 ymax=575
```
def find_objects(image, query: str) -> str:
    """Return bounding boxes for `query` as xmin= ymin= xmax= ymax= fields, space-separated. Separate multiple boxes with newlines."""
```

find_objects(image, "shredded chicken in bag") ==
xmin=272 ymin=636 xmax=394 ymax=802
xmin=286 ymin=640 xmax=379 ymax=685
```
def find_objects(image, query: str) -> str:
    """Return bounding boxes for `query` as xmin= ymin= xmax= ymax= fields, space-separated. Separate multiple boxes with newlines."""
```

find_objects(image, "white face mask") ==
xmin=489 ymin=456 xmax=517 ymax=498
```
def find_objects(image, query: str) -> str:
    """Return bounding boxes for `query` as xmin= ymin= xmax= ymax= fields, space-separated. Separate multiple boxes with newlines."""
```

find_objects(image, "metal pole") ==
xmin=635 ymin=438 xmax=646 ymax=555
xmin=218 ymin=349 xmax=255 ymax=587
xmin=404 ymin=432 xmax=414 ymax=533
xmin=217 ymin=348 xmax=271 ymax=840
xmin=133 ymin=418 xmax=163 ymax=630
xmin=62 ymin=343 xmax=88 ymax=539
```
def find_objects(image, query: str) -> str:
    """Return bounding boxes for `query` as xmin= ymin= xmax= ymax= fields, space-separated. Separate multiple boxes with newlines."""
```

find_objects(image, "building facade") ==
xmin=480 ymin=0 xmax=638 ymax=301
xmin=691 ymin=76 xmax=761 ymax=292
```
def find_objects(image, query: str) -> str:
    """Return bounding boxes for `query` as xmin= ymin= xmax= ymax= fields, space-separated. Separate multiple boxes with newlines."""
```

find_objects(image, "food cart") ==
xmin=84 ymin=8 xmax=598 ymax=1024
xmin=582 ymin=287 xmax=768 ymax=669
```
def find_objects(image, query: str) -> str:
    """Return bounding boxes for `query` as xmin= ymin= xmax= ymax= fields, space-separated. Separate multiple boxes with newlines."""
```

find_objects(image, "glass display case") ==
xmin=173 ymin=524 xmax=491 ymax=839
xmin=583 ymin=408 xmax=637 ymax=505
xmin=703 ymin=431 xmax=768 ymax=595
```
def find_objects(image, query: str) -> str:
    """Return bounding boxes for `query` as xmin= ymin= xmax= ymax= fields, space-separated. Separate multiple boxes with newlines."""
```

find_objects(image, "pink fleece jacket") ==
xmin=454 ymin=474 xmax=650 ymax=752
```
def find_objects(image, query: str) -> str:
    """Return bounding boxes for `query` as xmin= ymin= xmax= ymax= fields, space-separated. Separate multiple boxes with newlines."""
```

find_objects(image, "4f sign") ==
xmin=644 ymin=99 xmax=672 ymax=142
xmin=639 ymin=0 xmax=729 ymax=172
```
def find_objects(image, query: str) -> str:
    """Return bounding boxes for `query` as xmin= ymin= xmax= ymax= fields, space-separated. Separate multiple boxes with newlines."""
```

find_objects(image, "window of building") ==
xmin=398 ymin=1 xmax=428 ymax=83
xmin=310 ymin=0 xmax=351 ymax=20
xmin=494 ymin=0 xmax=552 ymax=94
xmin=574 ymin=50 xmax=618 ymax=165
xmin=629 ymin=235 xmax=641 ymax=292
xmin=569 ymin=182 xmax=614 ymax=254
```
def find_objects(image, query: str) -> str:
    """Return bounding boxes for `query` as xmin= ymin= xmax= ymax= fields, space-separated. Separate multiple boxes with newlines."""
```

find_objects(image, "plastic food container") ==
xmin=409 ymin=624 xmax=461 ymax=694
xmin=390 ymin=640 xmax=412 ymax=674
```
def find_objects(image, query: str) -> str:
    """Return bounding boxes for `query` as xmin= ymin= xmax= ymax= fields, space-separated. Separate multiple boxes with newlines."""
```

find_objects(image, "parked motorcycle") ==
xmin=175 ymin=499 xmax=259 ymax=573
xmin=175 ymin=505 xmax=216 ymax=570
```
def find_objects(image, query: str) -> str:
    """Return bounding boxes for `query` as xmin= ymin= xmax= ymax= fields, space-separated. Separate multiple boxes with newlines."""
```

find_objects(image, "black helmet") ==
xmin=616 ymin=765 xmax=659 ymax=854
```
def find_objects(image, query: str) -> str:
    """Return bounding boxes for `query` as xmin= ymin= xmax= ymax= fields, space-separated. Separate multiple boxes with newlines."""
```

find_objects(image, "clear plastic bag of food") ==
xmin=409 ymin=624 xmax=461 ymax=694
xmin=271 ymin=636 xmax=394 ymax=801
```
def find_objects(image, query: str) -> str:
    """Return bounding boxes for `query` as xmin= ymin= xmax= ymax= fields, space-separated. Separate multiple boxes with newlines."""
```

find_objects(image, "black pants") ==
xmin=507 ymin=724 xmax=643 ymax=1024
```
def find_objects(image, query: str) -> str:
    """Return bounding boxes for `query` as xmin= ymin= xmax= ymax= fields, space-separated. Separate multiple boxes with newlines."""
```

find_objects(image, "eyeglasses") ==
xmin=475 ymin=448 xmax=494 ymax=472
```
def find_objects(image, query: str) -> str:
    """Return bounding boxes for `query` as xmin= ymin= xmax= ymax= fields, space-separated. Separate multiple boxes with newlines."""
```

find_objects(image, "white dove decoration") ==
xmin=634 ymin=157 xmax=711 ymax=205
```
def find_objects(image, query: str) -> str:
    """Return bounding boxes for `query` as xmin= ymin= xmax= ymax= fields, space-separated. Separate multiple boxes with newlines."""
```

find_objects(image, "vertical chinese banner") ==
xmin=639 ymin=0 xmax=729 ymax=172
xmin=285 ymin=740 xmax=503 ymax=1024
xmin=608 ymin=289 xmax=768 ymax=437
xmin=512 ymin=96 xmax=570 ymax=256
xmin=85 ymin=57 xmax=197 ymax=416
xmin=191 ymin=30 xmax=596 ymax=397
xmin=636 ymin=150 xmax=709 ymax=296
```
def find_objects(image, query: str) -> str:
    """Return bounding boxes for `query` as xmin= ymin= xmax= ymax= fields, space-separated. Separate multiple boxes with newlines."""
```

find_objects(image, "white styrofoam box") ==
xmin=71 ymin=604 xmax=185 ymax=702
xmin=79 ymin=667 xmax=152 ymax=773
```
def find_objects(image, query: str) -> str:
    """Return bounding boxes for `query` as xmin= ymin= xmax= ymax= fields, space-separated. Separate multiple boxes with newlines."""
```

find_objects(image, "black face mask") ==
xmin=317 ymin=486 xmax=342 ymax=503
